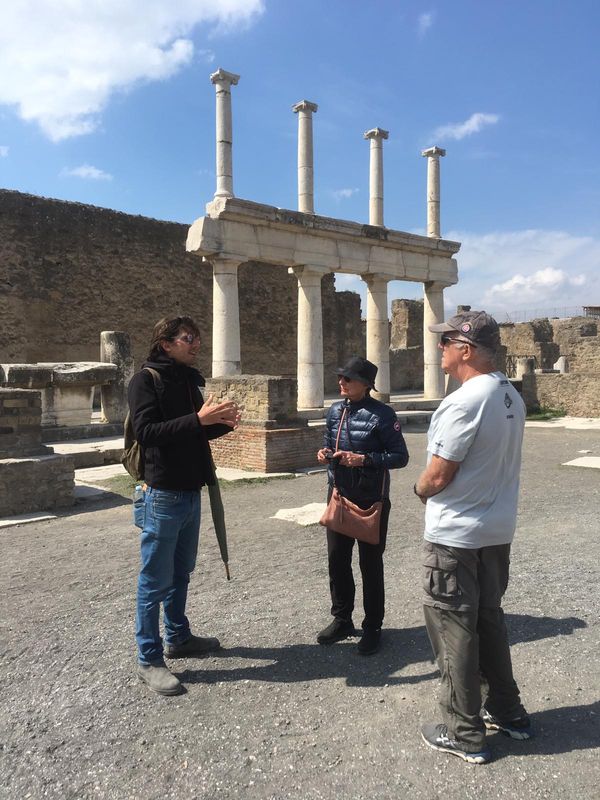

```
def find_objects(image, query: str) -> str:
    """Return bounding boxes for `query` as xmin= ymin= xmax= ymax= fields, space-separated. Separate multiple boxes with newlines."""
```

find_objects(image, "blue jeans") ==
xmin=135 ymin=486 xmax=201 ymax=665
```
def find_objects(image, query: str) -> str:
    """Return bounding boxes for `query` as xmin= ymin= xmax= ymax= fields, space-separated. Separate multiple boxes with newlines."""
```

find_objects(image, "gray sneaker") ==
xmin=137 ymin=661 xmax=182 ymax=696
xmin=164 ymin=634 xmax=221 ymax=659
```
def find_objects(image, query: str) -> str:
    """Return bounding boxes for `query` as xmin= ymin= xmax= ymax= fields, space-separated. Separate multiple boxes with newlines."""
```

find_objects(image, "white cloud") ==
xmin=433 ymin=112 xmax=500 ymax=142
xmin=0 ymin=1 xmax=264 ymax=141
xmin=444 ymin=228 xmax=599 ymax=317
xmin=417 ymin=12 xmax=435 ymax=38
xmin=61 ymin=164 xmax=113 ymax=181
xmin=0 ymin=145 xmax=8 ymax=157
xmin=332 ymin=187 xmax=359 ymax=200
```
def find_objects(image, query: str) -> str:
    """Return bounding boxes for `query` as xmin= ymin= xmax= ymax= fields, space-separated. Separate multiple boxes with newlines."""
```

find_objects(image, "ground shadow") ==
xmin=484 ymin=699 xmax=600 ymax=761
xmin=181 ymin=613 xmax=586 ymax=690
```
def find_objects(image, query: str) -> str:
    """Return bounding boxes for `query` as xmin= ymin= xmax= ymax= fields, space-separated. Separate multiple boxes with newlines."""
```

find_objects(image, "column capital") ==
xmin=361 ymin=272 xmax=392 ymax=285
xmin=209 ymin=257 xmax=243 ymax=273
xmin=293 ymin=100 xmax=318 ymax=114
xmin=425 ymin=279 xmax=452 ymax=291
xmin=210 ymin=68 xmax=240 ymax=87
xmin=288 ymin=265 xmax=330 ymax=279
xmin=421 ymin=145 xmax=446 ymax=158
xmin=364 ymin=127 xmax=389 ymax=141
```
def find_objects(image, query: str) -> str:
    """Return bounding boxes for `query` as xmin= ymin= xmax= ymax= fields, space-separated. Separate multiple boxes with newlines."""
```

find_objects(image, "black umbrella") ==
xmin=207 ymin=456 xmax=230 ymax=580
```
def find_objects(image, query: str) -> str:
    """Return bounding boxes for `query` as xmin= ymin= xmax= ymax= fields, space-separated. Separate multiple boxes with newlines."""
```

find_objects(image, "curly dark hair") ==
xmin=148 ymin=315 xmax=201 ymax=360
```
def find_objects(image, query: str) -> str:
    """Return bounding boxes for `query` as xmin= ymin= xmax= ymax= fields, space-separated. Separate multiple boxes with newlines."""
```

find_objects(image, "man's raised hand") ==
xmin=197 ymin=394 xmax=240 ymax=428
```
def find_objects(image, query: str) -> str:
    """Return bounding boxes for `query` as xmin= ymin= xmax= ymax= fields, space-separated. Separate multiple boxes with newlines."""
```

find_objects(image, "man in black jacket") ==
xmin=128 ymin=315 xmax=239 ymax=696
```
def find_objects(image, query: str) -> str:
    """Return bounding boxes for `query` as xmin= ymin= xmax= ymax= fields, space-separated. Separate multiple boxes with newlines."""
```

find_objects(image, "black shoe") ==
xmin=482 ymin=708 xmax=533 ymax=740
xmin=317 ymin=618 xmax=354 ymax=645
xmin=421 ymin=722 xmax=491 ymax=765
xmin=357 ymin=628 xmax=381 ymax=655
xmin=164 ymin=634 xmax=221 ymax=659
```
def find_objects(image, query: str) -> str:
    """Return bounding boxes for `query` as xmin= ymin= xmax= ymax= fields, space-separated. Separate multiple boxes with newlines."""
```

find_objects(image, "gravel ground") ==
xmin=1 ymin=426 xmax=599 ymax=800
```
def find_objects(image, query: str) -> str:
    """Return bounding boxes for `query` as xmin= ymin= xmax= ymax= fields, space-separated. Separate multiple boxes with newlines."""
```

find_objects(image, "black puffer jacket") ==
xmin=127 ymin=353 xmax=231 ymax=491
xmin=324 ymin=396 xmax=409 ymax=506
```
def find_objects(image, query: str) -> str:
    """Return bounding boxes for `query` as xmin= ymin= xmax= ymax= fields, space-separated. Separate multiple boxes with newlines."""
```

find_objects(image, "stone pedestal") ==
xmin=100 ymin=331 xmax=134 ymax=423
xmin=38 ymin=363 xmax=118 ymax=426
xmin=0 ymin=388 xmax=74 ymax=516
xmin=205 ymin=376 xmax=321 ymax=472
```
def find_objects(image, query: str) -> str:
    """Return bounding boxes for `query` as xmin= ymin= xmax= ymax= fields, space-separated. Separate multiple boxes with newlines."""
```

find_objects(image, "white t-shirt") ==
xmin=424 ymin=371 xmax=525 ymax=549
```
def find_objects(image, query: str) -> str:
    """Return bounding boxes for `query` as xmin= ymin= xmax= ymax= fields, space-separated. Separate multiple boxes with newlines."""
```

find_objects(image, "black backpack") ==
xmin=121 ymin=367 xmax=162 ymax=481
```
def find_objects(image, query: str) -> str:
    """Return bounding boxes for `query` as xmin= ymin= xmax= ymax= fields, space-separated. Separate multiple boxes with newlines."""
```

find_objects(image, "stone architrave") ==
xmin=211 ymin=258 xmax=243 ymax=376
xmin=210 ymin=68 xmax=240 ymax=199
xmin=290 ymin=265 xmax=329 ymax=413
xmin=187 ymin=196 xmax=460 ymax=410
xmin=100 ymin=331 xmax=134 ymax=424
xmin=292 ymin=101 xmax=318 ymax=214
xmin=362 ymin=273 xmax=391 ymax=401
xmin=364 ymin=128 xmax=389 ymax=227
xmin=421 ymin=146 xmax=446 ymax=238
xmin=423 ymin=281 xmax=449 ymax=399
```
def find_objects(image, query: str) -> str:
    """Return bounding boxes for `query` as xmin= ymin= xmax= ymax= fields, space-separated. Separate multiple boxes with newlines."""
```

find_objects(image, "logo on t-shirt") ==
xmin=504 ymin=392 xmax=513 ymax=409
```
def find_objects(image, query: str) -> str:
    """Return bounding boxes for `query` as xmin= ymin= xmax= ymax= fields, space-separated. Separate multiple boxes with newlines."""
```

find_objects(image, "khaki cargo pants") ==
xmin=422 ymin=540 xmax=526 ymax=751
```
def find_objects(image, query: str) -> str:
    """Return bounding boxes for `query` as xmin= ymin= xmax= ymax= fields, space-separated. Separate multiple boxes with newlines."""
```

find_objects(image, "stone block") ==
xmin=0 ymin=453 xmax=74 ymax=516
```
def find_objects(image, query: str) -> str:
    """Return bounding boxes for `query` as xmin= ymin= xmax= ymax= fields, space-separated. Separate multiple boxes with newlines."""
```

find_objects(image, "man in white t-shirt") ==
xmin=414 ymin=310 xmax=532 ymax=765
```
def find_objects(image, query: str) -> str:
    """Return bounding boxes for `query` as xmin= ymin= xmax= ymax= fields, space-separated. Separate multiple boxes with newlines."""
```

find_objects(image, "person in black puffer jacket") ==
xmin=316 ymin=356 xmax=409 ymax=655
xmin=128 ymin=315 xmax=239 ymax=697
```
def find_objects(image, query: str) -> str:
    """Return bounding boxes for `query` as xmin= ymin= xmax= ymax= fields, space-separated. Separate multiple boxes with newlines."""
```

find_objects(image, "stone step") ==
xmin=41 ymin=421 xmax=122 ymax=443
xmin=48 ymin=436 xmax=123 ymax=469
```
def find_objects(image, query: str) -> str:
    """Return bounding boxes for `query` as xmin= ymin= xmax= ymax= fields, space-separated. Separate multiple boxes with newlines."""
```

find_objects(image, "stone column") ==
xmin=100 ymin=331 xmax=134 ymax=423
xmin=421 ymin=146 xmax=446 ymax=238
xmin=363 ymin=274 xmax=391 ymax=401
xmin=423 ymin=281 xmax=447 ymax=399
xmin=212 ymin=258 xmax=242 ymax=376
xmin=210 ymin=68 xmax=240 ymax=199
xmin=290 ymin=266 xmax=328 ymax=413
xmin=364 ymin=128 xmax=389 ymax=226
xmin=292 ymin=100 xmax=318 ymax=213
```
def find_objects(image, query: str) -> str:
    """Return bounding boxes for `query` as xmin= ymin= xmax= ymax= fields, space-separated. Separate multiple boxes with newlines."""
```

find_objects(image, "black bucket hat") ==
xmin=336 ymin=356 xmax=378 ymax=390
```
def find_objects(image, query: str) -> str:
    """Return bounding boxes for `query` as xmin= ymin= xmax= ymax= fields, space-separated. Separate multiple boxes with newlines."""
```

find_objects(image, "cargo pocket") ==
xmin=423 ymin=544 xmax=460 ymax=601
xmin=133 ymin=485 xmax=145 ymax=529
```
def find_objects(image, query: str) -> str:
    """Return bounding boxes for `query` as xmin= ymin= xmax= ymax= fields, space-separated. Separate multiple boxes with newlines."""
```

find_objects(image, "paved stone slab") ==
xmin=526 ymin=416 xmax=600 ymax=429
xmin=271 ymin=502 xmax=327 ymax=526
xmin=562 ymin=456 xmax=600 ymax=469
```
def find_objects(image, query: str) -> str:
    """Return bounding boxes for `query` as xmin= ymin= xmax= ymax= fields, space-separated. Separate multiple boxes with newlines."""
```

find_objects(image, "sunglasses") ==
xmin=174 ymin=333 xmax=200 ymax=345
xmin=440 ymin=334 xmax=476 ymax=348
xmin=338 ymin=375 xmax=354 ymax=383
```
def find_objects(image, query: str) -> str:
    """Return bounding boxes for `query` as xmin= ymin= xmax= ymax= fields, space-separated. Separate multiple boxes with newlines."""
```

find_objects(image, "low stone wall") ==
xmin=390 ymin=347 xmax=424 ymax=391
xmin=522 ymin=373 xmax=600 ymax=416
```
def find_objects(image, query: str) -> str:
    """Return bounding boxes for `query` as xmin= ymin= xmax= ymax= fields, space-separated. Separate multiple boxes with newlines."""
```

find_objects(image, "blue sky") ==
xmin=1 ymin=0 xmax=599 ymax=320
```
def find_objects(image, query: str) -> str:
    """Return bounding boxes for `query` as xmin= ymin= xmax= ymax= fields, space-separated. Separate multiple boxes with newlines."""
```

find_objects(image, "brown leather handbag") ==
xmin=319 ymin=407 xmax=384 ymax=545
